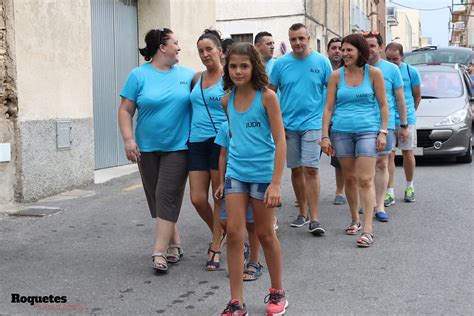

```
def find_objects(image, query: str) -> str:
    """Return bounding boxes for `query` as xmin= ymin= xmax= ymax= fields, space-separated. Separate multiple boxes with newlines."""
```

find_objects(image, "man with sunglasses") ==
xmin=326 ymin=37 xmax=347 ymax=205
xmin=363 ymin=31 xmax=408 ymax=222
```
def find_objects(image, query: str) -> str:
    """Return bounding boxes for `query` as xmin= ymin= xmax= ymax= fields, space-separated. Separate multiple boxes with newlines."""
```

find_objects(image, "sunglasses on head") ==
xmin=363 ymin=31 xmax=380 ymax=36
xmin=329 ymin=37 xmax=342 ymax=44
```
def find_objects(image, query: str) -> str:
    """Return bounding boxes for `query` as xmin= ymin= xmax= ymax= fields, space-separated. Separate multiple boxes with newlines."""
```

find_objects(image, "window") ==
xmin=231 ymin=33 xmax=253 ymax=43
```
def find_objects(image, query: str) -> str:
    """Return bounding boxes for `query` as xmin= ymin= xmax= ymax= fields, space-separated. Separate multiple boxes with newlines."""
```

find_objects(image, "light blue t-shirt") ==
xmin=395 ymin=62 xmax=421 ymax=125
xmin=332 ymin=65 xmax=380 ymax=133
xmin=266 ymin=58 xmax=276 ymax=75
xmin=373 ymin=59 xmax=404 ymax=130
xmin=120 ymin=63 xmax=195 ymax=152
xmin=215 ymin=121 xmax=229 ymax=149
xmin=189 ymin=74 xmax=226 ymax=142
xmin=226 ymin=89 xmax=275 ymax=183
xmin=270 ymin=51 xmax=332 ymax=131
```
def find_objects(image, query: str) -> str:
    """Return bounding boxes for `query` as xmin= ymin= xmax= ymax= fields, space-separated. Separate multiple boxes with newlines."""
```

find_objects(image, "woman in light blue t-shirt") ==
xmin=118 ymin=28 xmax=194 ymax=273
xmin=188 ymin=30 xmax=227 ymax=271
xmin=321 ymin=34 xmax=389 ymax=248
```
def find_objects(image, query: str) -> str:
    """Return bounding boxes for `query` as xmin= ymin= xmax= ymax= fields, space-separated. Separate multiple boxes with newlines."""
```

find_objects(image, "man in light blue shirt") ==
xmin=270 ymin=23 xmax=332 ymax=235
xmin=364 ymin=31 xmax=409 ymax=222
xmin=254 ymin=31 xmax=276 ymax=74
xmin=385 ymin=42 xmax=422 ymax=204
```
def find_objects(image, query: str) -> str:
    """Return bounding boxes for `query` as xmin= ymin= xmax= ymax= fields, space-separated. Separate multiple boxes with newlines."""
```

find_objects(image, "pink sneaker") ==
xmin=264 ymin=288 xmax=288 ymax=315
xmin=221 ymin=299 xmax=248 ymax=316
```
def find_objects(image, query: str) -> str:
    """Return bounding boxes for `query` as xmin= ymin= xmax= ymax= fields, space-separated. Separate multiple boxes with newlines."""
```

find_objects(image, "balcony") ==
xmin=351 ymin=5 xmax=370 ymax=32
xmin=387 ymin=6 xmax=398 ymax=26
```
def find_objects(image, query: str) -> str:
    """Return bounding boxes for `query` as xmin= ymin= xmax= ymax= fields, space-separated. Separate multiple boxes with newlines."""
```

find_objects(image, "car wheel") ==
xmin=456 ymin=140 xmax=472 ymax=163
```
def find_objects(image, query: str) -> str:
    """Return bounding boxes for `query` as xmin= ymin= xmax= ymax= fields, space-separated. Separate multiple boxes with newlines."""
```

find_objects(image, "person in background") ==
xmin=189 ymin=29 xmax=227 ymax=271
xmin=118 ymin=28 xmax=194 ymax=272
xmin=326 ymin=37 xmax=347 ymax=206
xmin=363 ymin=31 xmax=408 ymax=223
xmin=385 ymin=42 xmax=422 ymax=204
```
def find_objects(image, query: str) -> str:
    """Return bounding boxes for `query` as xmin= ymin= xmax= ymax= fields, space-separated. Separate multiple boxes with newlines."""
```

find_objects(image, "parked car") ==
xmin=404 ymin=46 xmax=474 ymax=66
xmin=411 ymin=64 xmax=472 ymax=163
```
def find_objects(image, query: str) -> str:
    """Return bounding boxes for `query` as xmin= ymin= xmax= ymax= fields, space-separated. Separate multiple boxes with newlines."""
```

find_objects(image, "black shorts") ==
xmin=187 ymin=138 xmax=220 ymax=171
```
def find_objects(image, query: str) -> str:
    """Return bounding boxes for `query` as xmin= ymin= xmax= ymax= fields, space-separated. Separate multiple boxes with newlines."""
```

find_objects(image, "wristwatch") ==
xmin=378 ymin=129 xmax=388 ymax=135
xmin=399 ymin=124 xmax=408 ymax=129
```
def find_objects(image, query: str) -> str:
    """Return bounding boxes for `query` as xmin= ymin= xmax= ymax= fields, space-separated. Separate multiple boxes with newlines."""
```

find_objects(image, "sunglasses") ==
xmin=363 ymin=31 xmax=380 ymax=36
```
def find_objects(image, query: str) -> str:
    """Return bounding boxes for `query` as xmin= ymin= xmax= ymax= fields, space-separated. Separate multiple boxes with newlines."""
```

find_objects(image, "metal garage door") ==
xmin=91 ymin=0 xmax=138 ymax=169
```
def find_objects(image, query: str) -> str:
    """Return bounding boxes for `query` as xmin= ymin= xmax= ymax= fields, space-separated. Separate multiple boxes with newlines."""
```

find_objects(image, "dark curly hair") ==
xmin=223 ymin=42 xmax=268 ymax=91
xmin=139 ymin=28 xmax=173 ymax=61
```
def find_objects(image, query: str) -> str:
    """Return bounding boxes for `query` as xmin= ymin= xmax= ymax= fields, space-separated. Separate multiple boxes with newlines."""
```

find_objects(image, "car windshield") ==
xmin=419 ymin=70 xmax=463 ymax=98
xmin=405 ymin=50 xmax=473 ymax=66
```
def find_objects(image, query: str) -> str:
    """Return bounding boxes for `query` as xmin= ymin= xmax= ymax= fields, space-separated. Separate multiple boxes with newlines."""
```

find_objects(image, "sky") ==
xmin=391 ymin=0 xmax=453 ymax=46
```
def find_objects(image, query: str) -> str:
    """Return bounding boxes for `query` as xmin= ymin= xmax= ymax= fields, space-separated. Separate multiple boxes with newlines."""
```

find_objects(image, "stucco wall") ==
xmin=0 ymin=0 xmax=17 ymax=207
xmin=138 ymin=0 xmax=216 ymax=70
xmin=216 ymin=0 xmax=304 ymax=21
xmin=13 ymin=0 xmax=94 ymax=202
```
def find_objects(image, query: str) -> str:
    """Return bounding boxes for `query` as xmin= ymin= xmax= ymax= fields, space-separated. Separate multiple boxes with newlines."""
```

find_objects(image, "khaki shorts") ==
xmin=394 ymin=125 xmax=417 ymax=150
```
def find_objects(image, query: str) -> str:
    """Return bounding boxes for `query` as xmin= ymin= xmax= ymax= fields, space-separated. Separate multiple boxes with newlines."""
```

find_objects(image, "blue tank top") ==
xmin=331 ymin=64 xmax=380 ymax=133
xmin=226 ymin=88 xmax=275 ymax=183
xmin=189 ymin=74 xmax=227 ymax=142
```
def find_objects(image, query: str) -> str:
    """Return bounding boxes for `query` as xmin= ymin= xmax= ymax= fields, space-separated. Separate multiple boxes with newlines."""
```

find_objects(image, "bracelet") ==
xmin=321 ymin=136 xmax=330 ymax=140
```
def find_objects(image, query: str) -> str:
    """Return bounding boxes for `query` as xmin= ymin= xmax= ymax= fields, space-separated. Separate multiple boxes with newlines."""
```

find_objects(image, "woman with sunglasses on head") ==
xmin=321 ymin=34 xmax=388 ymax=248
xmin=118 ymin=28 xmax=195 ymax=272
xmin=188 ymin=29 xmax=227 ymax=271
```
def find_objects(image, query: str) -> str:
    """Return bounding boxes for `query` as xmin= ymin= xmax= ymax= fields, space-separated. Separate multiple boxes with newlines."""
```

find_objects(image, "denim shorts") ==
xmin=224 ymin=177 xmax=269 ymax=201
xmin=331 ymin=131 xmax=378 ymax=158
xmin=377 ymin=129 xmax=395 ymax=157
xmin=286 ymin=129 xmax=321 ymax=169
xmin=187 ymin=137 xmax=220 ymax=171
xmin=220 ymin=199 xmax=254 ymax=224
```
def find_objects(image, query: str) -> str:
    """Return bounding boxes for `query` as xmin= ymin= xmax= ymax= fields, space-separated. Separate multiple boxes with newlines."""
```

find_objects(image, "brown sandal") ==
xmin=357 ymin=232 xmax=374 ymax=248
xmin=345 ymin=222 xmax=361 ymax=235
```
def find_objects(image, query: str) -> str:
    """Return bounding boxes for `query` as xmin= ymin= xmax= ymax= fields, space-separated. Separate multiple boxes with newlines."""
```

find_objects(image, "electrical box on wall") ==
xmin=56 ymin=121 xmax=72 ymax=150
xmin=0 ymin=143 xmax=11 ymax=162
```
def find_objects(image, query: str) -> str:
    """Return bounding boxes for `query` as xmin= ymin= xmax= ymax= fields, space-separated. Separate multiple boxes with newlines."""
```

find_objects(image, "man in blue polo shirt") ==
xmin=385 ymin=42 xmax=421 ymax=204
xmin=270 ymin=23 xmax=332 ymax=235
xmin=364 ymin=31 xmax=409 ymax=222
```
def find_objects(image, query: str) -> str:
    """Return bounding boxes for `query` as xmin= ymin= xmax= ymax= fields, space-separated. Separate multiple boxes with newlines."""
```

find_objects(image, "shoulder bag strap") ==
xmin=200 ymin=72 xmax=218 ymax=134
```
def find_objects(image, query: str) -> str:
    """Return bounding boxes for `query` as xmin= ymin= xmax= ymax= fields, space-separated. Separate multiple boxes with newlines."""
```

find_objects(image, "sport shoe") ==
xmin=384 ymin=193 xmax=395 ymax=207
xmin=404 ymin=187 xmax=416 ymax=202
xmin=333 ymin=195 xmax=347 ymax=205
xmin=264 ymin=288 xmax=288 ymax=316
xmin=290 ymin=215 xmax=309 ymax=227
xmin=221 ymin=299 xmax=248 ymax=316
xmin=308 ymin=220 xmax=326 ymax=236
xmin=375 ymin=211 xmax=390 ymax=222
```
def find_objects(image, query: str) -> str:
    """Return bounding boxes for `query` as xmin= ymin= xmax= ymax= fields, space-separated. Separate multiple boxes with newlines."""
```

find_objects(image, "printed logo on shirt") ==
xmin=209 ymin=96 xmax=222 ymax=102
xmin=180 ymin=81 xmax=189 ymax=85
xmin=356 ymin=93 xmax=374 ymax=98
xmin=310 ymin=68 xmax=320 ymax=73
xmin=246 ymin=121 xmax=261 ymax=128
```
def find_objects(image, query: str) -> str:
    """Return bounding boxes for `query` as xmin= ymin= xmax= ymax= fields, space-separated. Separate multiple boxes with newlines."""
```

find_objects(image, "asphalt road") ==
xmin=1 ymin=155 xmax=472 ymax=315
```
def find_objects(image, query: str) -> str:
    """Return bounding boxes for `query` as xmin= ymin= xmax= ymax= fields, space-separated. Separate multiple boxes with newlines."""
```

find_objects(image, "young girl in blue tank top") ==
xmin=217 ymin=43 xmax=287 ymax=316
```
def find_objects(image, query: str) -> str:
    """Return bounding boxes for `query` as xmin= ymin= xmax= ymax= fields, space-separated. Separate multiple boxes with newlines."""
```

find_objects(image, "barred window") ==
xmin=231 ymin=33 xmax=254 ymax=43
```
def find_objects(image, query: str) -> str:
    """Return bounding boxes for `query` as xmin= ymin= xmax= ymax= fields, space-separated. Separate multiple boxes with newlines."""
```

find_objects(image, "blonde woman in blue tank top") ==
xmin=189 ymin=30 xmax=227 ymax=271
xmin=217 ymin=43 xmax=287 ymax=316
xmin=321 ymin=34 xmax=389 ymax=248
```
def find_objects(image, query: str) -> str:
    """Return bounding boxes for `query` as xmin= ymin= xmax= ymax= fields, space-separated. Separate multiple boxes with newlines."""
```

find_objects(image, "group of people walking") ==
xmin=118 ymin=23 xmax=421 ymax=316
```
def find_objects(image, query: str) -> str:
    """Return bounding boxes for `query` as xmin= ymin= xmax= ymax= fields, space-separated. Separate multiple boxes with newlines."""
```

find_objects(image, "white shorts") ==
xmin=394 ymin=125 xmax=417 ymax=150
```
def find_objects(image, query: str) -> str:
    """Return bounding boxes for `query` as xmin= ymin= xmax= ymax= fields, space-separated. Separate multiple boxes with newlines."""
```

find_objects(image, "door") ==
xmin=91 ymin=0 xmax=138 ymax=169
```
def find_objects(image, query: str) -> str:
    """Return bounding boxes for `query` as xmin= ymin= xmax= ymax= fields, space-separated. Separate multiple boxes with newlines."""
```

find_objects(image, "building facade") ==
xmin=450 ymin=4 xmax=473 ymax=48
